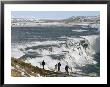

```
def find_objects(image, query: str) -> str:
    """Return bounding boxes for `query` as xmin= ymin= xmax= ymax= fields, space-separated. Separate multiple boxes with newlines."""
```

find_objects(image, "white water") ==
xmin=11 ymin=35 xmax=100 ymax=73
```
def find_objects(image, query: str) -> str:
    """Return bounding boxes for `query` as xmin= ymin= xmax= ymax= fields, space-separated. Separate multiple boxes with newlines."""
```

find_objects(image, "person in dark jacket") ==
xmin=65 ymin=65 xmax=69 ymax=74
xmin=42 ymin=60 xmax=45 ymax=69
xmin=58 ymin=62 xmax=61 ymax=71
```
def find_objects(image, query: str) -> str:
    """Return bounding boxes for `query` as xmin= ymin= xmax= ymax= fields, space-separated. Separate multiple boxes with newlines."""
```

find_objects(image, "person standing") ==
xmin=58 ymin=62 xmax=61 ymax=71
xmin=65 ymin=65 xmax=69 ymax=74
xmin=42 ymin=60 xmax=45 ymax=69
xmin=55 ymin=64 xmax=58 ymax=71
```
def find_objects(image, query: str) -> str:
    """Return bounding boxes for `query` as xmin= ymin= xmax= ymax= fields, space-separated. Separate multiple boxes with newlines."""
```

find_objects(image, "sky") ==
xmin=11 ymin=11 xmax=100 ymax=19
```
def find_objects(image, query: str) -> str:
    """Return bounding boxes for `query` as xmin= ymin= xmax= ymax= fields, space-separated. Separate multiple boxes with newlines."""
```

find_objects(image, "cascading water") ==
xmin=11 ymin=26 xmax=100 ymax=76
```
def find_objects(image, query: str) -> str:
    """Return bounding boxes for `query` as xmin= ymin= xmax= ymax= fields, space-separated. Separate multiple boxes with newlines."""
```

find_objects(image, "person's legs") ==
xmin=58 ymin=67 xmax=60 ymax=71
xmin=43 ymin=65 xmax=44 ymax=69
xmin=66 ymin=69 xmax=68 ymax=74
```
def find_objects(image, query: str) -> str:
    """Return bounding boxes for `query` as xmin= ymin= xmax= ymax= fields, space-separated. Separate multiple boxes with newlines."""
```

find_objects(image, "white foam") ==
xmin=11 ymin=47 xmax=24 ymax=59
xmin=12 ymin=35 xmax=99 ymax=73
xmin=72 ymin=30 xmax=87 ymax=32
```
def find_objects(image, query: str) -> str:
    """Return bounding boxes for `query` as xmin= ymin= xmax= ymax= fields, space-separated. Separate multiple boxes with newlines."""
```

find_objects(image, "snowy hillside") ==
xmin=11 ymin=15 xmax=100 ymax=27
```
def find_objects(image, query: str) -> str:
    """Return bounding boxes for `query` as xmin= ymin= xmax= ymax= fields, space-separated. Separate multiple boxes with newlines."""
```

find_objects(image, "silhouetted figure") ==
xmin=55 ymin=64 xmax=58 ymax=71
xmin=58 ymin=62 xmax=61 ymax=71
xmin=65 ymin=65 xmax=69 ymax=74
xmin=42 ymin=60 xmax=45 ymax=69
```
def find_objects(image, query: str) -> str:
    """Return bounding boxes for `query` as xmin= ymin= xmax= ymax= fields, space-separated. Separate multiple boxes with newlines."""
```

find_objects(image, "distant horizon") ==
xmin=11 ymin=11 xmax=100 ymax=19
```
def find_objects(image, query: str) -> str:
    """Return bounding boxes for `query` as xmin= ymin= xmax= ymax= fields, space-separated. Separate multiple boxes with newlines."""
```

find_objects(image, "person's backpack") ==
xmin=42 ymin=61 xmax=45 ymax=65
xmin=58 ymin=63 xmax=61 ymax=66
xmin=65 ymin=65 xmax=69 ymax=70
